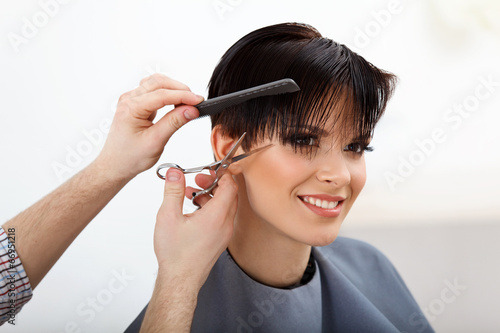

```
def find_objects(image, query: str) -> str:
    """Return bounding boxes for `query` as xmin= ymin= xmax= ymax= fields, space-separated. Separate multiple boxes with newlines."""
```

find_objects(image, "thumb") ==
xmin=152 ymin=105 xmax=200 ymax=146
xmin=160 ymin=168 xmax=186 ymax=221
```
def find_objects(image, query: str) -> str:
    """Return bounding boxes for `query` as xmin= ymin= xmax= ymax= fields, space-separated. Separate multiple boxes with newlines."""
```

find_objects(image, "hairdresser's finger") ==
xmin=186 ymin=185 xmax=219 ymax=201
xmin=140 ymin=74 xmax=191 ymax=92
xmin=185 ymin=186 xmax=212 ymax=207
xmin=118 ymin=75 xmax=194 ymax=103
xmin=132 ymin=89 xmax=203 ymax=117
xmin=207 ymin=170 xmax=229 ymax=197
xmin=185 ymin=186 xmax=199 ymax=199
xmin=146 ymin=105 xmax=199 ymax=148
xmin=128 ymin=74 xmax=192 ymax=99
xmin=158 ymin=168 xmax=186 ymax=222
xmin=202 ymin=173 xmax=238 ymax=219
xmin=194 ymin=173 xmax=217 ymax=190
xmin=193 ymin=193 xmax=212 ymax=208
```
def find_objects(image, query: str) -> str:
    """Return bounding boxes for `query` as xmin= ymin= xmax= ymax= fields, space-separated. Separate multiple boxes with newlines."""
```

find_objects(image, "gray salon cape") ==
xmin=125 ymin=237 xmax=433 ymax=332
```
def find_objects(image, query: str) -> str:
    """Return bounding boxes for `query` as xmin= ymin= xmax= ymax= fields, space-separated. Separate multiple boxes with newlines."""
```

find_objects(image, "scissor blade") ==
xmin=230 ymin=144 xmax=273 ymax=163
xmin=219 ymin=133 xmax=246 ymax=165
xmin=214 ymin=133 xmax=247 ymax=180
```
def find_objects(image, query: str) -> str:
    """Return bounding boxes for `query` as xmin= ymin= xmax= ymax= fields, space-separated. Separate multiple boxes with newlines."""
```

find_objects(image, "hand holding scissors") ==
xmin=156 ymin=132 xmax=271 ymax=206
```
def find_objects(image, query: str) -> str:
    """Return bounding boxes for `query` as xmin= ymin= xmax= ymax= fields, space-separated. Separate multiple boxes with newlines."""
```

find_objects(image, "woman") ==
xmin=128 ymin=22 xmax=434 ymax=332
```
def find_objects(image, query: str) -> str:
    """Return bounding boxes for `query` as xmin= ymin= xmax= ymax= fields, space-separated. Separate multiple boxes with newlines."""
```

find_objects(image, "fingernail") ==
xmin=184 ymin=108 xmax=198 ymax=120
xmin=196 ymin=94 xmax=204 ymax=101
xmin=167 ymin=169 xmax=181 ymax=181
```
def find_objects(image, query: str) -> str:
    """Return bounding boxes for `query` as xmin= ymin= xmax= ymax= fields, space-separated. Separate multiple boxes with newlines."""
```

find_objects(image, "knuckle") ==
xmin=150 ymin=73 xmax=164 ymax=85
xmin=118 ymin=92 xmax=131 ymax=103
xmin=164 ymin=185 xmax=185 ymax=198
xmin=140 ymin=73 xmax=159 ymax=90
xmin=167 ymin=112 xmax=185 ymax=131
xmin=115 ymin=99 xmax=132 ymax=116
xmin=150 ymin=73 xmax=165 ymax=81
xmin=152 ymin=73 xmax=169 ymax=80
xmin=139 ymin=75 xmax=151 ymax=85
xmin=150 ymin=74 xmax=171 ymax=89
xmin=157 ymin=75 xmax=190 ymax=91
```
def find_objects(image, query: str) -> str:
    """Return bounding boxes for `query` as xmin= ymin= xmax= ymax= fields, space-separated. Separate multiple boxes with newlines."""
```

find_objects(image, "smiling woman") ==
xmin=207 ymin=21 xmax=395 ymax=277
xmin=126 ymin=22 xmax=434 ymax=332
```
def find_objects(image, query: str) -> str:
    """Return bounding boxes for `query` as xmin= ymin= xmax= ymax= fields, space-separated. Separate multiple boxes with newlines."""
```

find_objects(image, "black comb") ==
xmin=195 ymin=78 xmax=300 ymax=119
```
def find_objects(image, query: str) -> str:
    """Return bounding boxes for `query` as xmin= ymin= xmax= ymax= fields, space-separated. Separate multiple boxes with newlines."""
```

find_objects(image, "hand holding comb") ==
xmin=194 ymin=78 xmax=300 ymax=119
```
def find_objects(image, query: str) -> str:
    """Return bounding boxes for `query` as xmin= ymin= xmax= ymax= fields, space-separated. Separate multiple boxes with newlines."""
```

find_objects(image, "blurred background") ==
xmin=1 ymin=0 xmax=499 ymax=331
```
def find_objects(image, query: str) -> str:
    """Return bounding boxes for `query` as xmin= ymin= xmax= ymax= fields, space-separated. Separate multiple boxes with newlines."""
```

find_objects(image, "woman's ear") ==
xmin=211 ymin=125 xmax=244 ymax=175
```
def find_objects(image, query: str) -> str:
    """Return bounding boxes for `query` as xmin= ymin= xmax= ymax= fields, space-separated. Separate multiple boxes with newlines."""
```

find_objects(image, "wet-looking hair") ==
xmin=209 ymin=22 xmax=397 ymax=154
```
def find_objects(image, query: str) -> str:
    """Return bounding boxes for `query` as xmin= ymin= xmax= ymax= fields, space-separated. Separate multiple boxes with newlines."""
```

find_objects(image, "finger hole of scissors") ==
xmin=185 ymin=186 xmax=201 ymax=199
xmin=192 ymin=192 xmax=212 ymax=208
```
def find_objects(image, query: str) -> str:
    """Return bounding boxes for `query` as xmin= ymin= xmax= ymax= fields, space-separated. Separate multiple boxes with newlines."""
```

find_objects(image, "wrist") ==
xmin=86 ymin=155 xmax=136 ymax=188
xmin=91 ymin=153 xmax=136 ymax=185
xmin=157 ymin=266 xmax=205 ymax=294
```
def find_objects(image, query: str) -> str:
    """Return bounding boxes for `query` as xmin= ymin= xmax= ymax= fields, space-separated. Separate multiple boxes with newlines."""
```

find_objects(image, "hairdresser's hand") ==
xmin=185 ymin=172 xmax=219 ymax=207
xmin=96 ymin=74 xmax=204 ymax=181
xmin=155 ymin=168 xmax=238 ymax=288
xmin=140 ymin=168 xmax=237 ymax=332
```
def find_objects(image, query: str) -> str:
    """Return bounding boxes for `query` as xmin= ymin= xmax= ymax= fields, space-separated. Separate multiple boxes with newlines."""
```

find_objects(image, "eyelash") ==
xmin=343 ymin=142 xmax=374 ymax=155
xmin=290 ymin=134 xmax=320 ymax=147
xmin=285 ymin=133 xmax=373 ymax=155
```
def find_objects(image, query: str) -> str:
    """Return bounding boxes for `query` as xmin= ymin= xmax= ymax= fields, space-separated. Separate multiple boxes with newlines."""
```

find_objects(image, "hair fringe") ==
xmin=209 ymin=22 xmax=397 ymax=153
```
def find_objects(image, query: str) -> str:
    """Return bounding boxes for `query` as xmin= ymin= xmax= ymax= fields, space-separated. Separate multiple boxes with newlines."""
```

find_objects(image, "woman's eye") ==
xmin=344 ymin=142 xmax=373 ymax=154
xmin=296 ymin=136 xmax=318 ymax=146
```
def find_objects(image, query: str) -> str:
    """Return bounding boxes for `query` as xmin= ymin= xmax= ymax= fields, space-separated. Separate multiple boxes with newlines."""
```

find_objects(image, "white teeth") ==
xmin=301 ymin=196 xmax=339 ymax=209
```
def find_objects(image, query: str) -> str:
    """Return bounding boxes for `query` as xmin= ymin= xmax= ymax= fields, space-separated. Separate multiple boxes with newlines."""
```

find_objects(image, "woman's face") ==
xmin=233 ymin=118 xmax=368 ymax=247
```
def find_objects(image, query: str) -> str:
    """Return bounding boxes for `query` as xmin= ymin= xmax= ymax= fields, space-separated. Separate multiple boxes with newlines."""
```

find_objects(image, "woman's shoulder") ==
xmin=312 ymin=239 xmax=433 ymax=332
xmin=313 ymin=236 xmax=403 ymax=284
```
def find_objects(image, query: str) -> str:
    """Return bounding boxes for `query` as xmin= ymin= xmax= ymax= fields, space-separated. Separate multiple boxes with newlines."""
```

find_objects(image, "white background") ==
xmin=1 ymin=0 xmax=499 ymax=332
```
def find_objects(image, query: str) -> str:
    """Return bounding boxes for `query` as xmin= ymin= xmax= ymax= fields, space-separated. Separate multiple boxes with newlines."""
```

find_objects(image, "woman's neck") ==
xmin=227 ymin=203 xmax=312 ymax=288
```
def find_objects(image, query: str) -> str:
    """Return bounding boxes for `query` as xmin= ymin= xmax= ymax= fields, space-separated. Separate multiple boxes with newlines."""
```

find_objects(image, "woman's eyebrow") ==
xmin=296 ymin=125 xmax=328 ymax=136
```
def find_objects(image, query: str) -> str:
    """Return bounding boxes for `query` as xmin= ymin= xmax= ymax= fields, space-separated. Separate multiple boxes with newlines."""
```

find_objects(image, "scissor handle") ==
xmin=156 ymin=162 xmax=221 ymax=179
xmin=191 ymin=159 xmax=232 ymax=198
xmin=156 ymin=163 xmax=181 ymax=180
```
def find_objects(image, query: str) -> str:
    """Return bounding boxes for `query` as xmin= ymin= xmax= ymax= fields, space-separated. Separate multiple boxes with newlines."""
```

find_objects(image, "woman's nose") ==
xmin=315 ymin=151 xmax=351 ymax=187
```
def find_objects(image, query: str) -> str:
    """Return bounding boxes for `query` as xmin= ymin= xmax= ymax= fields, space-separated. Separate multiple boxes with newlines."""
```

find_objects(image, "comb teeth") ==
xmin=195 ymin=78 xmax=300 ymax=119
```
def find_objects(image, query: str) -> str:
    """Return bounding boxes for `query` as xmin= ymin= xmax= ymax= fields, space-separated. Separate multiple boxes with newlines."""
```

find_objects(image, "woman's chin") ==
xmin=303 ymin=231 xmax=340 ymax=247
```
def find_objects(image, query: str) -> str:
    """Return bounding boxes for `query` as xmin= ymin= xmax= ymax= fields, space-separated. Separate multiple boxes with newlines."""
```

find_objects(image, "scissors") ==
xmin=156 ymin=132 xmax=272 ymax=206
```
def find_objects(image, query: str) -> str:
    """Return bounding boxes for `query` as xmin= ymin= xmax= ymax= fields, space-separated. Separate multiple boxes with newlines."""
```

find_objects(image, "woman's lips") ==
xmin=298 ymin=195 xmax=344 ymax=218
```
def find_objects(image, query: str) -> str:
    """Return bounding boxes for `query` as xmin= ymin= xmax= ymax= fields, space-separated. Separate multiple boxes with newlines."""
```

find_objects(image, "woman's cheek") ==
xmin=259 ymin=149 xmax=308 ymax=183
xmin=244 ymin=149 xmax=309 ymax=210
xmin=349 ymin=157 xmax=367 ymax=202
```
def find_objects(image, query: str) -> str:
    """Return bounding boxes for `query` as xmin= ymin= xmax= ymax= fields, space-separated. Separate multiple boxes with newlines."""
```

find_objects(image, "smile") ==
xmin=301 ymin=196 xmax=339 ymax=209
xmin=298 ymin=195 xmax=345 ymax=218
